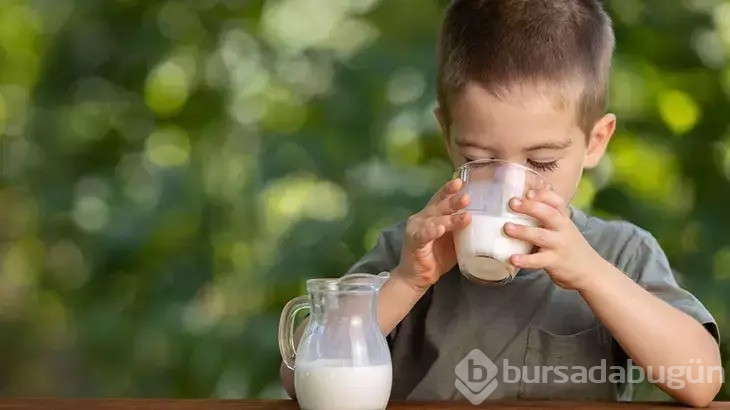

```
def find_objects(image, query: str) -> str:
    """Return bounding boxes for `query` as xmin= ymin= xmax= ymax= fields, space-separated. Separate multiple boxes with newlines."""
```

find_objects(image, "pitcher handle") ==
xmin=278 ymin=295 xmax=310 ymax=370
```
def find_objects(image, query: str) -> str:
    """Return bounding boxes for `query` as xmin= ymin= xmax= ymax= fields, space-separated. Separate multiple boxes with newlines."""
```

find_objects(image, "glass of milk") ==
xmin=452 ymin=159 xmax=551 ymax=285
xmin=279 ymin=273 xmax=392 ymax=410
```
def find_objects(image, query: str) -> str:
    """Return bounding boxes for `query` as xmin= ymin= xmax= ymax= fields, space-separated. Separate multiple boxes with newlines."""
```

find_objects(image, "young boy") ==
xmin=281 ymin=0 xmax=722 ymax=406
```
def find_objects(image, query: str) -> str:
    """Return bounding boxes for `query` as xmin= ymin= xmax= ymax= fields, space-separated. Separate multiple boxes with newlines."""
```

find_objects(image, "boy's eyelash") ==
xmin=463 ymin=157 xmax=559 ymax=172
xmin=527 ymin=160 xmax=559 ymax=172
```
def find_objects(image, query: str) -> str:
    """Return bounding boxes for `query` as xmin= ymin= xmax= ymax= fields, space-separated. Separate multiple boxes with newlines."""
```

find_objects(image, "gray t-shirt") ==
xmin=346 ymin=206 xmax=719 ymax=402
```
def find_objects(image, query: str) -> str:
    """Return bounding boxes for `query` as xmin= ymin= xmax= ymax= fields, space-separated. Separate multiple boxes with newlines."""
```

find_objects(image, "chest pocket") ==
xmin=517 ymin=324 xmax=618 ymax=400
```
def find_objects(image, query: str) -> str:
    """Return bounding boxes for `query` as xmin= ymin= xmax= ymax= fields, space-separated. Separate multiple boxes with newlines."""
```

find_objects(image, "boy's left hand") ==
xmin=503 ymin=189 xmax=603 ymax=290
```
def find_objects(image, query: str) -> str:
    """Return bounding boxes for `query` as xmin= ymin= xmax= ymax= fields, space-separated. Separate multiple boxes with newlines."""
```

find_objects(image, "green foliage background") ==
xmin=0 ymin=0 xmax=729 ymax=401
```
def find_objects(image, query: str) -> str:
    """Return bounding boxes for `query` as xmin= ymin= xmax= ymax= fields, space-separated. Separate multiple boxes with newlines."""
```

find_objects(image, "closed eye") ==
xmin=527 ymin=160 xmax=559 ymax=172
xmin=463 ymin=156 xmax=494 ymax=163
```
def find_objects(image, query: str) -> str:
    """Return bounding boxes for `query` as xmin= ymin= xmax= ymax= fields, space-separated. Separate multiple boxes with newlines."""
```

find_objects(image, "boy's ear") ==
xmin=434 ymin=106 xmax=448 ymax=135
xmin=433 ymin=106 xmax=454 ymax=157
xmin=583 ymin=113 xmax=616 ymax=169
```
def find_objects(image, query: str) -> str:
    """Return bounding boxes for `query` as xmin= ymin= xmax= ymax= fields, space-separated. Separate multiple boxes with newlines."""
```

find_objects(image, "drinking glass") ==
xmin=452 ymin=159 xmax=551 ymax=285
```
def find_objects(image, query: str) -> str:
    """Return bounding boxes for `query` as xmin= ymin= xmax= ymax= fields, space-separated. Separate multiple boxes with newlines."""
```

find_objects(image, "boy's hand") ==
xmin=503 ymin=189 xmax=602 ymax=290
xmin=394 ymin=178 xmax=472 ymax=292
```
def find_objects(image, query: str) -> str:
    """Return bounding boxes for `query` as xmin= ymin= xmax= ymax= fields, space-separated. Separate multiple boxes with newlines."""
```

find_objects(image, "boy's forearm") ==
xmin=377 ymin=269 xmax=429 ymax=335
xmin=577 ymin=259 xmax=722 ymax=407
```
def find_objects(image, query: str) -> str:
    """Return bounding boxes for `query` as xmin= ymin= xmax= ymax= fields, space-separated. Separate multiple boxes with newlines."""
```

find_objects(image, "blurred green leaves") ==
xmin=0 ymin=0 xmax=728 ymax=401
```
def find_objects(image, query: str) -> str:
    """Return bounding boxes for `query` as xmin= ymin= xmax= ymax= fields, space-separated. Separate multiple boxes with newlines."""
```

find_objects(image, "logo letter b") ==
xmin=469 ymin=359 xmax=488 ymax=382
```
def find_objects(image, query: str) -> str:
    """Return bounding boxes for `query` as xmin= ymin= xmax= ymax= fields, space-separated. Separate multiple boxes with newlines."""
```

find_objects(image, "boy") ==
xmin=281 ymin=0 xmax=722 ymax=406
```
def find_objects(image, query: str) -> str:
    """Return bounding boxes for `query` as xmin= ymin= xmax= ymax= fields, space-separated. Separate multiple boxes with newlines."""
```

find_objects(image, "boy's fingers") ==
xmin=504 ymin=223 xmax=556 ymax=248
xmin=428 ymin=178 xmax=463 ymax=207
xmin=509 ymin=197 xmax=563 ymax=229
xmin=510 ymin=251 xmax=552 ymax=270
xmin=426 ymin=191 xmax=470 ymax=217
xmin=407 ymin=212 xmax=471 ymax=248
xmin=431 ymin=212 xmax=471 ymax=233
xmin=408 ymin=218 xmax=444 ymax=247
xmin=526 ymin=189 xmax=568 ymax=217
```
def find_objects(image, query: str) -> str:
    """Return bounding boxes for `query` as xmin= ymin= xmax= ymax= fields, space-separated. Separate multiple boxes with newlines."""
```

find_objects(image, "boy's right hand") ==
xmin=393 ymin=178 xmax=471 ymax=291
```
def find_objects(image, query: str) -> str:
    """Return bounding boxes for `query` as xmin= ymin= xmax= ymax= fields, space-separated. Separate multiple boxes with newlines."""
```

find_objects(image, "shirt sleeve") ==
xmin=625 ymin=230 xmax=720 ymax=344
xmin=346 ymin=222 xmax=404 ymax=276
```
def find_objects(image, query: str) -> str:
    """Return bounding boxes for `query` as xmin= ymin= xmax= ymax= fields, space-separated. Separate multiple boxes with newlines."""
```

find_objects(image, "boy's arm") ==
xmin=577 ymin=235 xmax=721 ymax=408
xmin=506 ymin=193 xmax=721 ymax=407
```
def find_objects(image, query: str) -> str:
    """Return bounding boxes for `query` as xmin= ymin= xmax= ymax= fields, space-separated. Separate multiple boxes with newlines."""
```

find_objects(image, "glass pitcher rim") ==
xmin=453 ymin=158 xmax=551 ymax=187
xmin=306 ymin=272 xmax=389 ymax=294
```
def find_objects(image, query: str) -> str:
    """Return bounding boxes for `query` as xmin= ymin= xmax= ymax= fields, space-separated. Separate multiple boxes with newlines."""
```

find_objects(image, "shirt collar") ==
xmin=569 ymin=205 xmax=588 ymax=233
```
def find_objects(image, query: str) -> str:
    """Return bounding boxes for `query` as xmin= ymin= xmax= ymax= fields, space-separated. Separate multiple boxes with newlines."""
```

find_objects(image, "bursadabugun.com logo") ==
xmin=455 ymin=350 xmax=499 ymax=405
xmin=455 ymin=349 xmax=725 ymax=405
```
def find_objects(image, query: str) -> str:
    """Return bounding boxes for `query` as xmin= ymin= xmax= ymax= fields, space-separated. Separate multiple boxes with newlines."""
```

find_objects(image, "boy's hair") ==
xmin=437 ymin=0 xmax=615 ymax=134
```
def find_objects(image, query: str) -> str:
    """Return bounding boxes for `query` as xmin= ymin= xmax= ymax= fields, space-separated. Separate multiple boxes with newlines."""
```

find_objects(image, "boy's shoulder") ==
xmin=570 ymin=206 xmax=666 ymax=280
xmin=571 ymin=205 xmax=654 ymax=242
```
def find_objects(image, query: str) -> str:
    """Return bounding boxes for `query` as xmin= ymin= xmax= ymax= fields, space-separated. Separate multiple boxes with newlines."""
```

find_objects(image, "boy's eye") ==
xmin=462 ymin=156 xmax=559 ymax=172
xmin=527 ymin=160 xmax=559 ymax=172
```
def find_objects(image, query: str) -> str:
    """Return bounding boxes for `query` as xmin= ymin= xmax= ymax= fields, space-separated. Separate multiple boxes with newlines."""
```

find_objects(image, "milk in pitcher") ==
xmin=294 ymin=359 xmax=392 ymax=410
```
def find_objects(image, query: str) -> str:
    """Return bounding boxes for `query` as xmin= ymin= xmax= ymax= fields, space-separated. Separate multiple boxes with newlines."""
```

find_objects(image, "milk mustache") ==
xmin=454 ymin=213 xmax=536 ymax=283
xmin=295 ymin=359 xmax=392 ymax=410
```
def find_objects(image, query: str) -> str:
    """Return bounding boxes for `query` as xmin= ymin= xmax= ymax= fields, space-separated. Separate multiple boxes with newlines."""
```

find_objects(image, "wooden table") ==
xmin=0 ymin=400 xmax=729 ymax=409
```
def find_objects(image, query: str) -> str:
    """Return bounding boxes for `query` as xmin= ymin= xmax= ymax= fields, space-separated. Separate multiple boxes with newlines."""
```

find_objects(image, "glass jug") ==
xmin=279 ymin=272 xmax=392 ymax=410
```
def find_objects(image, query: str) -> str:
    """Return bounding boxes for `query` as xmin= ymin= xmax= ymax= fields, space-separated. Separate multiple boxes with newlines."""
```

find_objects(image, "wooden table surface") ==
xmin=0 ymin=399 xmax=729 ymax=409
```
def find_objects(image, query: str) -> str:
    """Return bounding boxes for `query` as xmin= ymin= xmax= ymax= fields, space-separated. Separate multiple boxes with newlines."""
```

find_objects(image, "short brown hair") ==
xmin=436 ymin=0 xmax=615 ymax=134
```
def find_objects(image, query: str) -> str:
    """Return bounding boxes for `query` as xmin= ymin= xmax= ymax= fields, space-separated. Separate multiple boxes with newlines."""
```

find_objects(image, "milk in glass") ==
xmin=454 ymin=213 xmax=536 ymax=282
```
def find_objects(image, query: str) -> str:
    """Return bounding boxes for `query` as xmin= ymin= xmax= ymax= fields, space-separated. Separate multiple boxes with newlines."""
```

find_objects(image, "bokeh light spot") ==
xmin=145 ymin=126 xmax=191 ymax=168
xmin=713 ymin=2 xmax=730 ymax=47
xmin=0 ymin=243 xmax=39 ymax=319
xmin=692 ymin=29 xmax=726 ymax=68
xmin=145 ymin=60 xmax=190 ymax=117
xmin=387 ymin=67 xmax=426 ymax=105
xmin=657 ymin=90 xmax=701 ymax=135
xmin=261 ymin=86 xmax=307 ymax=133
xmin=385 ymin=110 xmax=422 ymax=166
xmin=261 ymin=175 xmax=349 ymax=238
xmin=323 ymin=17 xmax=379 ymax=58
xmin=609 ymin=133 xmax=691 ymax=214
xmin=261 ymin=0 xmax=347 ymax=53
xmin=72 ymin=196 xmax=110 ymax=232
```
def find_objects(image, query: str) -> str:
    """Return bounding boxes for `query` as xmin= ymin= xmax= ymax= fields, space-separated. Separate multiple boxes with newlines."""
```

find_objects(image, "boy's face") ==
xmin=436 ymin=83 xmax=616 ymax=206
